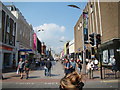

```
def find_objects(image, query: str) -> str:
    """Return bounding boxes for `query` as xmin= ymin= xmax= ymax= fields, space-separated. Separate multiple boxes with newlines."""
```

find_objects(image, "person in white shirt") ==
xmin=94 ymin=58 xmax=99 ymax=70
xmin=110 ymin=57 xmax=117 ymax=72
xmin=86 ymin=60 xmax=94 ymax=79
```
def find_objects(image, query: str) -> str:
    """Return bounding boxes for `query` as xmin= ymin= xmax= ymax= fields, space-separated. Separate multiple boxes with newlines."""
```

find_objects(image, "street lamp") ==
xmin=38 ymin=29 xmax=44 ymax=32
xmin=68 ymin=4 xmax=87 ymax=74
xmin=67 ymin=5 xmax=81 ymax=9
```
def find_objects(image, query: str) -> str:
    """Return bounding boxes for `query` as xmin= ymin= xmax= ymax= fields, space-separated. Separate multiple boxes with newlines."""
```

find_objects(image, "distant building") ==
xmin=63 ymin=41 xmax=69 ymax=59
xmin=37 ymin=37 xmax=41 ymax=54
xmin=41 ymin=42 xmax=46 ymax=56
xmin=69 ymin=40 xmax=75 ymax=59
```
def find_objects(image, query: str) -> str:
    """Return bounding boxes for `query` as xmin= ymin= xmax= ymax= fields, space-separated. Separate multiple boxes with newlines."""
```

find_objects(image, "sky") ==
xmin=3 ymin=2 xmax=87 ymax=54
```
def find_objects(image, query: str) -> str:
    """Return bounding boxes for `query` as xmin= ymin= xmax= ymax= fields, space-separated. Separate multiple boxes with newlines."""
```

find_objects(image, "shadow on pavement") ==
xmin=93 ymin=76 xmax=100 ymax=79
xmin=28 ymin=76 xmax=40 ymax=79
xmin=12 ymin=75 xmax=21 ymax=77
xmin=2 ymin=77 xmax=11 ymax=80
xmin=106 ymin=73 xmax=115 ymax=75
xmin=50 ymin=74 xmax=60 ymax=77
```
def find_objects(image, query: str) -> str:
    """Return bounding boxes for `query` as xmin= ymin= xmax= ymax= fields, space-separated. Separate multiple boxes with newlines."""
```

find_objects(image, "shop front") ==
xmin=99 ymin=39 xmax=120 ymax=71
xmin=18 ymin=49 xmax=35 ymax=62
xmin=0 ymin=45 xmax=16 ymax=69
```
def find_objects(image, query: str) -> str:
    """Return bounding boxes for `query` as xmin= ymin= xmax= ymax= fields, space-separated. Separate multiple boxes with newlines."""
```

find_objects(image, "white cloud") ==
xmin=60 ymin=36 xmax=65 ymax=41
xmin=34 ymin=23 xmax=66 ymax=53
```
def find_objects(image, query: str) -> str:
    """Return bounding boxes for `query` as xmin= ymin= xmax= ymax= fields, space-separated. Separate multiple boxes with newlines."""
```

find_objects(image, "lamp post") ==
xmin=68 ymin=4 xmax=88 ymax=74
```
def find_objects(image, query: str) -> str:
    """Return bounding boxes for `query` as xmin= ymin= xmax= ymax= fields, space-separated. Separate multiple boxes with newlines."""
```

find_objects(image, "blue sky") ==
xmin=4 ymin=2 xmax=87 ymax=54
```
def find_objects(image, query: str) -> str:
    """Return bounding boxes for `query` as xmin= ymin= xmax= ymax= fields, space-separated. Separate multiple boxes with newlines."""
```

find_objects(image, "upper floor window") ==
xmin=20 ymin=29 xmax=22 ymax=35
xmin=7 ymin=16 xmax=10 ymax=33
xmin=12 ymin=23 xmax=16 ymax=36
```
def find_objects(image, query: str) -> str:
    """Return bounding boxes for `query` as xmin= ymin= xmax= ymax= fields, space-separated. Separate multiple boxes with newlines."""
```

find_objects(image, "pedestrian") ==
xmin=45 ymin=58 xmax=52 ymax=76
xmin=85 ymin=58 xmax=89 ymax=65
xmin=17 ymin=58 xmax=25 ymax=79
xmin=59 ymin=71 xmax=84 ymax=90
xmin=24 ymin=60 xmax=30 ymax=79
xmin=86 ymin=60 xmax=94 ymax=79
xmin=63 ymin=59 xmax=72 ymax=75
xmin=44 ymin=59 xmax=47 ymax=76
xmin=76 ymin=59 xmax=82 ymax=74
xmin=70 ymin=58 xmax=76 ymax=73
xmin=93 ymin=58 xmax=99 ymax=70
xmin=110 ymin=57 xmax=117 ymax=72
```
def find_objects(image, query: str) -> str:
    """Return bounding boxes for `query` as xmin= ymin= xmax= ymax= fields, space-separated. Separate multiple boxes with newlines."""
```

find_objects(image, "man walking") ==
xmin=45 ymin=58 xmax=52 ymax=76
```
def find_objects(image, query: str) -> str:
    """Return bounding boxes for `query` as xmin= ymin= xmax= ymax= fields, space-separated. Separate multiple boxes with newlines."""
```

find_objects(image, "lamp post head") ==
xmin=67 ymin=5 xmax=80 ymax=9
xmin=38 ymin=29 xmax=44 ymax=32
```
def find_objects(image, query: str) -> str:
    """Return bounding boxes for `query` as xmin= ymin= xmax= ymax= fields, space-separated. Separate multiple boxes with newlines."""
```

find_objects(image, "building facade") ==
xmin=74 ymin=2 xmax=120 ymax=70
xmin=6 ymin=5 xmax=35 ymax=63
xmin=0 ymin=2 xmax=17 ymax=69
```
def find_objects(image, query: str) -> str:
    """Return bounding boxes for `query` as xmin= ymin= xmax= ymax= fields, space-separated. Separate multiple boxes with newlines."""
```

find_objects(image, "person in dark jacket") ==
xmin=64 ymin=59 xmax=72 ymax=75
xmin=24 ymin=60 xmax=30 ymax=79
xmin=45 ymin=58 xmax=52 ymax=76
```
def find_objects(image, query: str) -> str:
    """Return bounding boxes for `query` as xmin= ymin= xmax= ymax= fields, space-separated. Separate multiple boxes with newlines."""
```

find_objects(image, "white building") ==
xmin=69 ymin=40 xmax=75 ymax=58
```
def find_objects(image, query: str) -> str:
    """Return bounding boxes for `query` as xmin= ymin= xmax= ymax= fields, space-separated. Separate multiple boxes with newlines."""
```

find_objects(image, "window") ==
xmin=12 ymin=22 xmax=16 ymax=36
xmin=20 ymin=29 xmax=22 ymax=35
xmin=6 ymin=33 xmax=9 ymax=44
xmin=7 ymin=16 xmax=10 ymax=33
xmin=2 ymin=10 xmax=6 ymax=43
xmin=12 ymin=36 xmax=15 ymax=46
xmin=23 ymin=32 xmax=24 ymax=37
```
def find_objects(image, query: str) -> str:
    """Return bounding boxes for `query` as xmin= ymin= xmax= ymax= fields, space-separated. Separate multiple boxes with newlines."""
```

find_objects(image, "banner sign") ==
xmin=33 ymin=33 xmax=37 ymax=50
xmin=83 ymin=12 xmax=88 ymax=42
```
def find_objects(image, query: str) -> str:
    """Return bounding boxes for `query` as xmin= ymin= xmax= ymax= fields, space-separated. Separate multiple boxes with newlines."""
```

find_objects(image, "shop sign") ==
xmin=0 ymin=45 xmax=13 ymax=51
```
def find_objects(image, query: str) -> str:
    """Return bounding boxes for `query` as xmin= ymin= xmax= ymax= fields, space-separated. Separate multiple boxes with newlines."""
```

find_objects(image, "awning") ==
xmin=19 ymin=49 xmax=33 ymax=52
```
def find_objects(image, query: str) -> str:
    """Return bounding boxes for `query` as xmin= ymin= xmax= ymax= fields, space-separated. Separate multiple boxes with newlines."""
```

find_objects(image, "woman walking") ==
xmin=17 ymin=58 xmax=25 ymax=79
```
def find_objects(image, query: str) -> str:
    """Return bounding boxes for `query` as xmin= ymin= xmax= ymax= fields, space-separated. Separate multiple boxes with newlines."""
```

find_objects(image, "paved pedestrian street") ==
xmin=1 ymin=61 xmax=119 ymax=89
xmin=2 ymin=61 xmax=64 ymax=88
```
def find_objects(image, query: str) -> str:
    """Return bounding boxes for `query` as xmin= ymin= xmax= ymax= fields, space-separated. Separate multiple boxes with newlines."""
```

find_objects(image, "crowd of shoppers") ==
xmin=63 ymin=58 xmax=83 ymax=76
xmin=62 ymin=57 xmax=99 ymax=77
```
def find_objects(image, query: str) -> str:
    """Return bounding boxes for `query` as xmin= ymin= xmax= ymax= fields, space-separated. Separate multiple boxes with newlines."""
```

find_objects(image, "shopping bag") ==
xmin=44 ymin=66 xmax=47 ymax=69
xmin=16 ymin=69 xmax=19 ymax=74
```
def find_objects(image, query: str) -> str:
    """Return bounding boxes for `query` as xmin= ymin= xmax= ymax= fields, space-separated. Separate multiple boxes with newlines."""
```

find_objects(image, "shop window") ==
xmin=3 ymin=53 xmax=11 ymax=67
